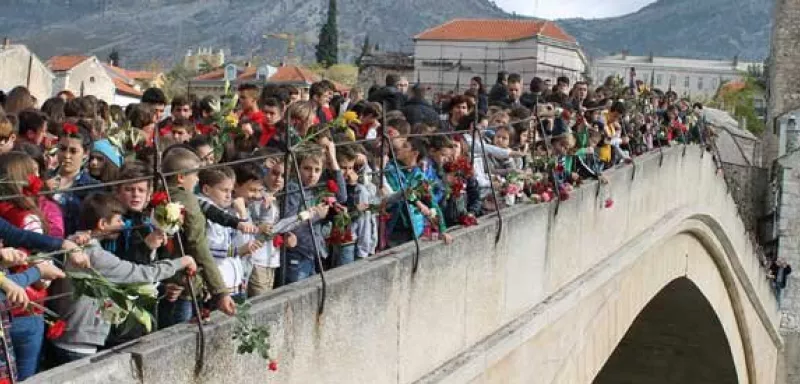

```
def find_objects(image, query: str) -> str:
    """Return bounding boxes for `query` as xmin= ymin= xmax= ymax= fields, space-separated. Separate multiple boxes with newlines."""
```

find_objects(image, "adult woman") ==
xmin=3 ymin=86 xmax=34 ymax=115
xmin=469 ymin=76 xmax=488 ymax=115
xmin=49 ymin=122 xmax=99 ymax=236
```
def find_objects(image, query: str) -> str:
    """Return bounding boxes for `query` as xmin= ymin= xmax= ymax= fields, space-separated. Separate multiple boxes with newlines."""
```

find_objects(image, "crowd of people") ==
xmin=0 ymin=66 xmax=775 ymax=380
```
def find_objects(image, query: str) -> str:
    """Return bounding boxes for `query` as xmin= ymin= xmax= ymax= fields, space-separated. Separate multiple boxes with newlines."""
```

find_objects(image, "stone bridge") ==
xmin=31 ymin=145 xmax=781 ymax=384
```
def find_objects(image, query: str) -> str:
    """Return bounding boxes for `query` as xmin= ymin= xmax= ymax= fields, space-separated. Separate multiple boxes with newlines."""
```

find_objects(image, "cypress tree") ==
xmin=315 ymin=0 xmax=338 ymax=67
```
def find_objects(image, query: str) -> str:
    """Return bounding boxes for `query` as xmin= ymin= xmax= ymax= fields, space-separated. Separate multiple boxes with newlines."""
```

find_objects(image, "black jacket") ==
xmin=402 ymin=98 xmax=440 ymax=126
xmin=368 ymin=86 xmax=405 ymax=112
xmin=488 ymin=83 xmax=509 ymax=106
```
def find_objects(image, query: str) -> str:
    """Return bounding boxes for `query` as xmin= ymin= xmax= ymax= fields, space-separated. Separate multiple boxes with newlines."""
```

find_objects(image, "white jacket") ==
xmin=197 ymin=195 xmax=246 ymax=291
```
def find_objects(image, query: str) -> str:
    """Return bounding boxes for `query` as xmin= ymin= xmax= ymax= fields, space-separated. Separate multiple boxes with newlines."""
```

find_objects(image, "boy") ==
xmin=170 ymin=117 xmax=195 ymax=143
xmin=335 ymin=146 xmax=374 ymax=265
xmin=233 ymin=162 xmax=297 ymax=296
xmin=159 ymin=147 xmax=236 ymax=326
xmin=284 ymin=142 xmax=345 ymax=283
xmin=238 ymin=84 xmax=266 ymax=128
xmin=47 ymin=193 xmax=196 ymax=365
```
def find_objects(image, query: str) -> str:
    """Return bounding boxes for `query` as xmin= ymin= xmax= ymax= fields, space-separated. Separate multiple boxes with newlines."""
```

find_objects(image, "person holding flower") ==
xmin=0 ymin=151 xmax=68 ymax=379
xmin=47 ymin=193 xmax=197 ymax=366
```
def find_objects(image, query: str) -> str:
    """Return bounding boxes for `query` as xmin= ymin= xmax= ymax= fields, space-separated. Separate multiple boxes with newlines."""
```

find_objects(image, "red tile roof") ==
xmin=268 ymin=65 xmax=319 ymax=84
xmin=113 ymin=78 xmax=142 ymax=97
xmin=414 ymin=19 xmax=576 ymax=43
xmin=47 ymin=55 xmax=90 ymax=71
xmin=104 ymin=64 xmax=159 ymax=82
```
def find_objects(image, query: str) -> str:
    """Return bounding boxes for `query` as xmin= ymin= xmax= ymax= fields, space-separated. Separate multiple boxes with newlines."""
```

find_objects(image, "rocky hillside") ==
xmin=558 ymin=0 xmax=772 ymax=60
xmin=0 ymin=0 xmax=771 ymax=68
xmin=0 ymin=0 xmax=506 ymax=67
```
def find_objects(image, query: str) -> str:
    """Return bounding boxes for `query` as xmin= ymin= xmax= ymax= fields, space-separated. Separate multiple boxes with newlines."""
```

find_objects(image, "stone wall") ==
xmin=766 ymin=0 xmax=800 ymax=165
xmin=27 ymin=146 xmax=780 ymax=384
xmin=721 ymin=162 xmax=769 ymax=233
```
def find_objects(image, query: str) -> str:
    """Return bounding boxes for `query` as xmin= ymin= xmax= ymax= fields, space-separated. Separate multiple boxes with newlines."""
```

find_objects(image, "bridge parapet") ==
xmin=28 ymin=145 xmax=780 ymax=384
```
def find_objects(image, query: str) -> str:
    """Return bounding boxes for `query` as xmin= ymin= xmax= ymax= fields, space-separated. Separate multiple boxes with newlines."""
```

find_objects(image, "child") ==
xmin=284 ymin=143 xmax=345 ymax=283
xmin=384 ymin=138 xmax=450 ymax=245
xmin=233 ymin=162 xmax=296 ymax=296
xmin=197 ymin=167 xmax=260 ymax=298
xmin=88 ymin=139 xmax=123 ymax=183
xmin=47 ymin=193 xmax=196 ymax=366
xmin=334 ymin=147 xmax=370 ymax=266
xmin=170 ymin=117 xmax=195 ymax=144
xmin=488 ymin=125 xmax=518 ymax=175
xmin=159 ymin=147 xmax=235 ymax=327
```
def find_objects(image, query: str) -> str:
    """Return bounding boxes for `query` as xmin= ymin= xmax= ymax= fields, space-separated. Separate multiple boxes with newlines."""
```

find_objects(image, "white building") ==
xmin=0 ymin=39 xmax=54 ymax=104
xmin=413 ymin=19 xmax=587 ymax=93
xmin=590 ymin=53 xmax=762 ymax=100
xmin=47 ymin=55 xmax=117 ymax=103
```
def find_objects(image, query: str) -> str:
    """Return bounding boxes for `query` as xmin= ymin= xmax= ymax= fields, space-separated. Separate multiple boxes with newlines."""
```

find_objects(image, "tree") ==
xmin=198 ymin=59 xmax=214 ymax=75
xmin=163 ymin=64 xmax=195 ymax=99
xmin=713 ymin=73 xmax=767 ymax=135
xmin=315 ymin=0 xmax=338 ymax=67
xmin=355 ymin=36 xmax=371 ymax=67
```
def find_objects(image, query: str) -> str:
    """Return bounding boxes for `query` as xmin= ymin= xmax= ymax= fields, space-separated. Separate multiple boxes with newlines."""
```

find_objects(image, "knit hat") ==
xmin=92 ymin=139 xmax=124 ymax=168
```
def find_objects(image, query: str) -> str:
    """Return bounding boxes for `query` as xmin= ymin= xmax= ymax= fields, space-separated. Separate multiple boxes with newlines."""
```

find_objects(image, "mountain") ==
xmin=557 ymin=0 xmax=772 ymax=60
xmin=0 ymin=0 xmax=771 ymax=69
xmin=0 ymin=0 xmax=507 ymax=68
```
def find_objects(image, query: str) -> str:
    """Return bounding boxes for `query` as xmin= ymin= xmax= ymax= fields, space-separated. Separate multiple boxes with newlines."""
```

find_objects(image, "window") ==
xmin=656 ymin=74 xmax=663 ymax=85
xmin=224 ymin=64 xmax=237 ymax=81
xmin=89 ymin=76 xmax=96 ymax=83
xmin=711 ymin=78 xmax=719 ymax=91
xmin=597 ymin=71 xmax=604 ymax=83
xmin=669 ymin=75 xmax=677 ymax=87
xmin=698 ymin=77 xmax=704 ymax=90
xmin=684 ymin=76 xmax=690 ymax=88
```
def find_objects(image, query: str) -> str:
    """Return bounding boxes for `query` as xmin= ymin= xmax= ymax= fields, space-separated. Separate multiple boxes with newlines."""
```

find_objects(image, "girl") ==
xmin=197 ymin=167 xmax=259 ymax=297
xmin=88 ymin=139 xmax=124 ymax=183
xmin=49 ymin=122 xmax=100 ymax=236
xmin=0 ymin=152 xmax=63 ymax=379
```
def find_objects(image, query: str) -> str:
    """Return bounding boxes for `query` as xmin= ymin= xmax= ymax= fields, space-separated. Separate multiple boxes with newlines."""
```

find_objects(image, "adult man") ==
xmin=569 ymin=81 xmax=590 ymax=111
xmin=506 ymin=74 xmax=524 ymax=108
xmin=402 ymin=84 xmax=439 ymax=126
xmin=397 ymin=77 xmax=410 ymax=96
xmin=158 ymin=95 xmax=192 ymax=136
xmin=488 ymin=71 xmax=508 ymax=106
xmin=368 ymin=74 xmax=404 ymax=112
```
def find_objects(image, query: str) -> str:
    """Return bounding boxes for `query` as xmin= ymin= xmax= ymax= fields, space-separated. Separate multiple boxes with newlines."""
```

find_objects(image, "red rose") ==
xmin=604 ymin=198 xmax=614 ymax=209
xmin=62 ymin=122 xmax=79 ymax=136
xmin=555 ymin=164 xmax=564 ymax=173
xmin=559 ymin=191 xmax=570 ymax=201
xmin=272 ymin=234 xmax=284 ymax=248
xmin=326 ymin=180 xmax=339 ymax=194
xmin=23 ymin=174 xmax=43 ymax=197
xmin=268 ymin=360 xmax=278 ymax=372
xmin=46 ymin=319 xmax=67 ymax=340
xmin=150 ymin=191 xmax=169 ymax=207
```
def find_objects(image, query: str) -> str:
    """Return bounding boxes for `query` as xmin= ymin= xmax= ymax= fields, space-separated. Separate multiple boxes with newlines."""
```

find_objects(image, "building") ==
xmin=184 ymin=48 xmax=225 ymax=72
xmin=413 ymin=19 xmax=587 ymax=94
xmin=0 ymin=39 xmax=54 ymax=103
xmin=102 ymin=63 xmax=148 ymax=107
xmin=47 ymin=55 xmax=116 ymax=103
xmin=590 ymin=53 xmax=762 ymax=100
xmin=357 ymin=51 xmax=414 ymax=89
xmin=189 ymin=63 xmax=347 ymax=100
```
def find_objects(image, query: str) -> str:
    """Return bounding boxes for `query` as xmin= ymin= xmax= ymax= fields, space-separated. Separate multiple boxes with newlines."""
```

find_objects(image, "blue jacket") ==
xmin=384 ymin=162 xmax=427 ymax=238
xmin=285 ymin=171 xmax=347 ymax=261
xmin=53 ymin=171 xmax=100 ymax=236
xmin=0 ymin=217 xmax=63 ymax=251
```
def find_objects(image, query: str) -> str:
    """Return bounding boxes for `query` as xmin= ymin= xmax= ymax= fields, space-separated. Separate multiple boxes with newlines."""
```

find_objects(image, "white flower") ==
xmin=164 ymin=202 xmax=183 ymax=222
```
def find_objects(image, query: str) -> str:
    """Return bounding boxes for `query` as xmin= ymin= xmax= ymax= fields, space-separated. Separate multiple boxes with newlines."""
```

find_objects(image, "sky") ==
xmin=494 ymin=0 xmax=657 ymax=20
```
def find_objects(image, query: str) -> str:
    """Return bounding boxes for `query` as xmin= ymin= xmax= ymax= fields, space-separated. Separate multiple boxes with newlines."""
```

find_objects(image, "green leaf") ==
xmin=131 ymin=307 xmax=153 ymax=333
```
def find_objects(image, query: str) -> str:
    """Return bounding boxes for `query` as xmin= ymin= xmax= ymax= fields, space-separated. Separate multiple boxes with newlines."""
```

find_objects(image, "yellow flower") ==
xmin=342 ymin=111 xmax=360 ymax=125
xmin=224 ymin=113 xmax=239 ymax=128
xmin=344 ymin=128 xmax=356 ymax=142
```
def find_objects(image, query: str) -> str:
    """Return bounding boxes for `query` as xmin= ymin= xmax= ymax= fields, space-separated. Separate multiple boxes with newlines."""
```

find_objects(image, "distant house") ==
xmin=47 ymin=55 xmax=116 ymax=103
xmin=189 ymin=63 xmax=347 ymax=100
xmin=0 ymin=39 xmax=54 ymax=103
xmin=102 ymin=63 xmax=148 ymax=107
xmin=413 ymin=19 xmax=587 ymax=93
xmin=358 ymin=51 xmax=414 ymax=89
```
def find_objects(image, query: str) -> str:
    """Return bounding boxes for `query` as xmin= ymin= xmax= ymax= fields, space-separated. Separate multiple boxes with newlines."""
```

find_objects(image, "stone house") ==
xmin=102 ymin=63 xmax=148 ymax=107
xmin=47 ymin=55 xmax=116 ymax=103
xmin=0 ymin=39 xmax=54 ymax=103
xmin=413 ymin=19 xmax=587 ymax=93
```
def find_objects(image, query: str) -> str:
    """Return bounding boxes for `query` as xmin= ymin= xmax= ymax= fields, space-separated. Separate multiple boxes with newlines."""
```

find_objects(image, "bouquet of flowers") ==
xmin=150 ymin=191 xmax=184 ymax=235
xmin=443 ymin=157 xmax=473 ymax=200
xmin=500 ymin=171 xmax=526 ymax=206
xmin=326 ymin=209 xmax=354 ymax=246
xmin=209 ymin=81 xmax=241 ymax=158
xmin=69 ymin=268 xmax=159 ymax=332
xmin=327 ymin=111 xmax=360 ymax=141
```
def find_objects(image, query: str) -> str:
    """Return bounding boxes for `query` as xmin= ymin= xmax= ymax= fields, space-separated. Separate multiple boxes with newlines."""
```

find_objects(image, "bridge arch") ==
xmin=593 ymin=277 xmax=739 ymax=384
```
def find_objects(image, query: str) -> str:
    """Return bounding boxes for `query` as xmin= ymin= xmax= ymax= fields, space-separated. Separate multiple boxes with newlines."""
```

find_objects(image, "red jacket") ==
xmin=0 ymin=202 xmax=49 ymax=317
